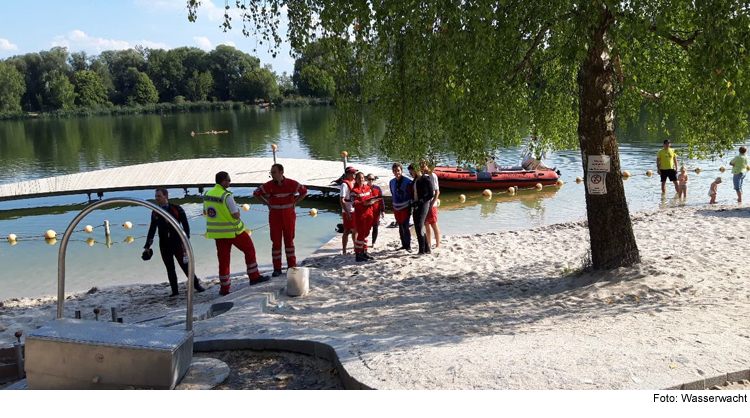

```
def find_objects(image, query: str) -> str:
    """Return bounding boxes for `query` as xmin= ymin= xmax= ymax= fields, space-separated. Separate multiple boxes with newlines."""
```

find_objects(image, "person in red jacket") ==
xmin=351 ymin=172 xmax=380 ymax=262
xmin=253 ymin=164 xmax=308 ymax=276
xmin=365 ymin=174 xmax=385 ymax=247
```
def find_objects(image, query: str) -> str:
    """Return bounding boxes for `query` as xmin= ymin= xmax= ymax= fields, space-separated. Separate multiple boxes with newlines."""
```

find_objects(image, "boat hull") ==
xmin=434 ymin=167 xmax=559 ymax=189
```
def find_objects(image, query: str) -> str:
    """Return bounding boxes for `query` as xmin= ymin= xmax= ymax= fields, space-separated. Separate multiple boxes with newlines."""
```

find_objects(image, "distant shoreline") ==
xmin=0 ymin=98 xmax=334 ymax=121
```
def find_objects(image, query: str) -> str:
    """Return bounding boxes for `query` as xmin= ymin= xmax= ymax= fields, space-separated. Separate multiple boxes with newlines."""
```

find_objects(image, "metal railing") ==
xmin=56 ymin=198 xmax=195 ymax=331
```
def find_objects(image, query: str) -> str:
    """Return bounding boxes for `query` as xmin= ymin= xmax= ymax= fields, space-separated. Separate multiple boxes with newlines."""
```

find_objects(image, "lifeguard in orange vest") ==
xmin=253 ymin=164 xmax=308 ymax=277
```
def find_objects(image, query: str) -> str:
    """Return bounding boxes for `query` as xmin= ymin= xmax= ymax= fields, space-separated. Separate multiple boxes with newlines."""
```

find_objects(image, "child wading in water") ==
xmin=677 ymin=167 xmax=689 ymax=198
xmin=709 ymin=177 xmax=722 ymax=204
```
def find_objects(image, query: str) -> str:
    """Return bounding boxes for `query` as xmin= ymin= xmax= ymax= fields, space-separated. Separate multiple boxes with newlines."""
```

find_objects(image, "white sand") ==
xmin=3 ymin=203 xmax=750 ymax=378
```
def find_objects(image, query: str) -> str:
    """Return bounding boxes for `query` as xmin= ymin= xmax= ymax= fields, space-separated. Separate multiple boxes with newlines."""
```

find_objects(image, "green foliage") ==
xmin=73 ymin=70 xmax=108 ymax=107
xmin=0 ymin=62 xmax=26 ymax=112
xmin=0 ymin=100 xmax=246 ymax=120
xmin=173 ymin=95 xmax=186 ymax=105
xmin=239 ymin=64 xmax=280 ymax=101
xmin=185 ymin=69 xmax=213 ymax=101
xmin=189 ymin=0 xmax=750 ymax=164
xmin=46 ymin=72 xmax=76 ymax=110
xmin=126 ymin=70 xmax=159 ymax=105
xmin=206 ymin=45 xmax=260 ymax=101
xmin=1 ymin=43 xmax=335 ymax=115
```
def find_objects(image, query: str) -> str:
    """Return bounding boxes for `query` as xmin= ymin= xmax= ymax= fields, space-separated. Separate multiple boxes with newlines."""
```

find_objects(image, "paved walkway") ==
xmin=0 ymin=158 xmax=393 ymax=201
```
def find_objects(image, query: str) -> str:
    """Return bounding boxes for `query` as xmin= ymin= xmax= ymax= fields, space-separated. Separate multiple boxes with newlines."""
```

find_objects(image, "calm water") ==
xmin=0 ymin=107 xmax=742 ymax=300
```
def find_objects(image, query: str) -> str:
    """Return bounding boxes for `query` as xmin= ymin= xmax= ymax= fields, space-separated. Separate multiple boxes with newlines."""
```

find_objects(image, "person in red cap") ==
xmin=253 ymin=163 xmax=308 ymax=277
xmin=351 ymin=171 xmax=380 ymax=261
xmin=340 ymin=166 xmax=358 ymax=254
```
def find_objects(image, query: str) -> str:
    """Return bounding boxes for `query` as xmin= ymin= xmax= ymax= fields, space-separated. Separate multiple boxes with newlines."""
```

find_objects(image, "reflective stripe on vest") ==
xmin=393 ymin=201 xmax=411 ymax=210
xmin=203 ymin=185 xmax=246 ymax=239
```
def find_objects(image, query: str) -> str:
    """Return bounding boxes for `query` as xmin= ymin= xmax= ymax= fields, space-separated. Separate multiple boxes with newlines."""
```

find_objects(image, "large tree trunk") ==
xmin=577 ymin=9 xmax=640 ymax=269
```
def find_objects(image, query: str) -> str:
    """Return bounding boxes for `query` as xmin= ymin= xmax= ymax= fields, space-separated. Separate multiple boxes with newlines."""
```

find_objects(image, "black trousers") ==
xmin=412 ymin=202 xmax=431 ymax=253
xmin=159 ymin=242 xmax=201 ymax=294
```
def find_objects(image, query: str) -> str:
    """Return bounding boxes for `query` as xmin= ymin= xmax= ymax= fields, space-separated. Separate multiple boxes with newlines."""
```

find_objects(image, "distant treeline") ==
xmin=0 ymin=41 xmax=344 ymax=118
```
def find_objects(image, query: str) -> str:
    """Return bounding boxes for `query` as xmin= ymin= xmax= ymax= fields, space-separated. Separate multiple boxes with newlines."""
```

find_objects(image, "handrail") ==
xmin=56 ymin=198 xmax=194 ymax=331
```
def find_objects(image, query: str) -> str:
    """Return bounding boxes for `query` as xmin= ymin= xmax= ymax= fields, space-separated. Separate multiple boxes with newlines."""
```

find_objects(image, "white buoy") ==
xmin=123 ymin=221 xmax=133 ymax=229
xmin=45 ymin=230 xmax=56 ymax=239
xmin=86 ymin=237 xmax=96 ymax=247
xmin=242 ymin=204 xmax=250 ymax=211
xmin=246 ymin=229 xmax=252 ymax=237
xmin=436 ymin=198 xmax=441 ymax=207
xmin=310 ymin=208 xmax=318 ymax=217
xmin=8 ymin=234 xmax=17 ymax=243
xmin=646 ymin=170 xmax=653 ymax=177
xmin=556 ymin=180 xmax=564 ymax=187
xmin=459 ymin=194 xmax=466 ymax=202
xmin=535 ymin=183 xmax=543 ymax=190
xmin=85 ymin=225 xmax=93 ymax=233
xmin=482 ymin=189 xmax=492 ymax=197
xmin=508 ymin=187 xmax=516 ymax=196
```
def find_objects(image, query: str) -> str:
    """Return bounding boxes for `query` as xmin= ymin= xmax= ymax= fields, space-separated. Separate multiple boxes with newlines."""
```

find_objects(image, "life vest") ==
xmin=203 ymin=185 xmax=246 ymax=239
xmin=390 ymin=176 xmax=413 ymax=210
xmin=342 ymin=179 xmax=355 ymax=202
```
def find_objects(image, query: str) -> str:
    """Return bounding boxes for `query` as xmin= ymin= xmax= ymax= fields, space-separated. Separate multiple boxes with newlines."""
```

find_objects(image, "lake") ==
xmin=0 ymin=107 xmax=741 ymax=300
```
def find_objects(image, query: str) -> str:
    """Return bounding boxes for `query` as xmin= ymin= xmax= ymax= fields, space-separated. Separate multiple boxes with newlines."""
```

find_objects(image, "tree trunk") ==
xmin=577 ymin=9 xmax=640 ymax=269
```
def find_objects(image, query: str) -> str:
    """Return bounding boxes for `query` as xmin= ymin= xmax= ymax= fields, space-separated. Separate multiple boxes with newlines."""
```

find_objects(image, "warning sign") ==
xmin=587 ymin=172 xmax=607 ymax=195
xmin=587 ymin=155 xmax=611 ymax=173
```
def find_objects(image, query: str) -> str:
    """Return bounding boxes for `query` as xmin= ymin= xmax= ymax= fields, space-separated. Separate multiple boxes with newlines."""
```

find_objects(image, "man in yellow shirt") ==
xmin=657 ymin=140 xmax=679 ymax=194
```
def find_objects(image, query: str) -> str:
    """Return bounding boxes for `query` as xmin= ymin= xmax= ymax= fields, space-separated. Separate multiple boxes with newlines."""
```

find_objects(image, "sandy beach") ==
xmin=2 ymin=203 xmax=750 ymax=389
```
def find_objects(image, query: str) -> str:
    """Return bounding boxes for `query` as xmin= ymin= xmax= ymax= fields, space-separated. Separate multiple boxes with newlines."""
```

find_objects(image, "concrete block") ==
xmin=681 ymin=378 xmax=705 ymax=390
xmin=703 ymin=374 xmax=727 ymax=389
xmin=727 ymin=369 xmax=750 ymax=382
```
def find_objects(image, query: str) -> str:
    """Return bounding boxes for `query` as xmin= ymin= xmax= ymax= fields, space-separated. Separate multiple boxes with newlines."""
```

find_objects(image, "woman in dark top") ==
xmin=408 ymin=164 xmax=434 ymax=255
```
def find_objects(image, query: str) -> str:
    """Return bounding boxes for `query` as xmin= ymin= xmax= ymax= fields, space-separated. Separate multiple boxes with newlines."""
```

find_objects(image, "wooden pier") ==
xmin=0 ymin=158 xmax=394 ymax=202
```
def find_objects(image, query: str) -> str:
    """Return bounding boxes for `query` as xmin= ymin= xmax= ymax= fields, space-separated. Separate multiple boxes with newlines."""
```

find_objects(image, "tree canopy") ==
xmin=188 ymin=0 xmax=750 ymax=269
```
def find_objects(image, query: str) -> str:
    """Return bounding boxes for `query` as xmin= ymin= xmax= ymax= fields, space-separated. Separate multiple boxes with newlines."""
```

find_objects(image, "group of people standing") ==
xmin=341 ymin=160 xmax=441 ymax=260
xmin=657 ymin=140 xmax=750 ymax=204
xmin=144 ymin=165 xmax=307 ymax=297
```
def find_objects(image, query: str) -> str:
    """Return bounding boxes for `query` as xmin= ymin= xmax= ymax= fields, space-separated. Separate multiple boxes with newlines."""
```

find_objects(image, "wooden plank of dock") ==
xmin=0 ymin=158 xmax=394 ymax=202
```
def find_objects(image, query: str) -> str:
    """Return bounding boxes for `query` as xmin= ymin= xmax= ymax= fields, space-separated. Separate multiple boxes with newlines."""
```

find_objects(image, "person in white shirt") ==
xmin=339 ymin=166 xmax=358 ymax=254
xmin=421 ymin=160 xmax=441 ymax=249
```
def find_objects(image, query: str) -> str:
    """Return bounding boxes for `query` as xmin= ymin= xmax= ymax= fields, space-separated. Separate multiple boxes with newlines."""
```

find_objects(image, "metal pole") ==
xmin=14 ymin=331 xmax=23 ymax=379
xmin=273 ymin=148 xmax=277 ymax=164
xmin=57 ymin=198 xmax=195 ymax=331
xmin=105 ymin=220 xmax=112 ymax=249
xmin=111 ymin=307 xmax=117 ymax=322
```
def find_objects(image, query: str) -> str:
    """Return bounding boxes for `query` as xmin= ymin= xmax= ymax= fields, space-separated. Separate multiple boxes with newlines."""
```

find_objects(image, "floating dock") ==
xmin=0 ymin=158 xmax=393 ymax=201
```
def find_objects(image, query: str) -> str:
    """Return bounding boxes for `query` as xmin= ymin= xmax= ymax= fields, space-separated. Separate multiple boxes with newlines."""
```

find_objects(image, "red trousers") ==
xmin=270 ymin=208 xmax=296 ymax=270
xmin=354 ymin=212 xmax=373 ymax=253
xmin=215 ymin=231 xmax=260 ymax=292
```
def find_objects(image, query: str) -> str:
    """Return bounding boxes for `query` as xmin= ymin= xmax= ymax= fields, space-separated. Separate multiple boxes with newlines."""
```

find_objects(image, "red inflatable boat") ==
xmin=433 ymin=166 xmax=560 ymax=189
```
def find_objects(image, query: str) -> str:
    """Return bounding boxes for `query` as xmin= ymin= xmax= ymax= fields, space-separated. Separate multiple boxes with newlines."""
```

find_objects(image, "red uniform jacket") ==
xmin=253 ymin=178 xmax=307 ymax=210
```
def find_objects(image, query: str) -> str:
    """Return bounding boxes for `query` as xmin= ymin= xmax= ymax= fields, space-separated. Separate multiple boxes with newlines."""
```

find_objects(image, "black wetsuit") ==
xmin=145 ymin=203 xmax=201 ymax=295
xmin=412 ymin=174 xmax=434 ymax=254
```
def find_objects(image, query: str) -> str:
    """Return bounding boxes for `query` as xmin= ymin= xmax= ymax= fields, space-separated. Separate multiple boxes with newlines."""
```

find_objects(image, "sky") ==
xmin=0 ymin=0 xmax=296 ymax=74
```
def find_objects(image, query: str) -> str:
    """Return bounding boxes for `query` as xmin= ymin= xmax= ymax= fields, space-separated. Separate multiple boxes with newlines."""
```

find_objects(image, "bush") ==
xmin=173 ymin=95 xmax=186 ymax=105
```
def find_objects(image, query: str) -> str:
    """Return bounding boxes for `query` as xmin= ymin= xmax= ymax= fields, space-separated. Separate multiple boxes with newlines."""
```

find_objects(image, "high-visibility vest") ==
xmin=203 ymin=185 xmax=246 ymax=239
